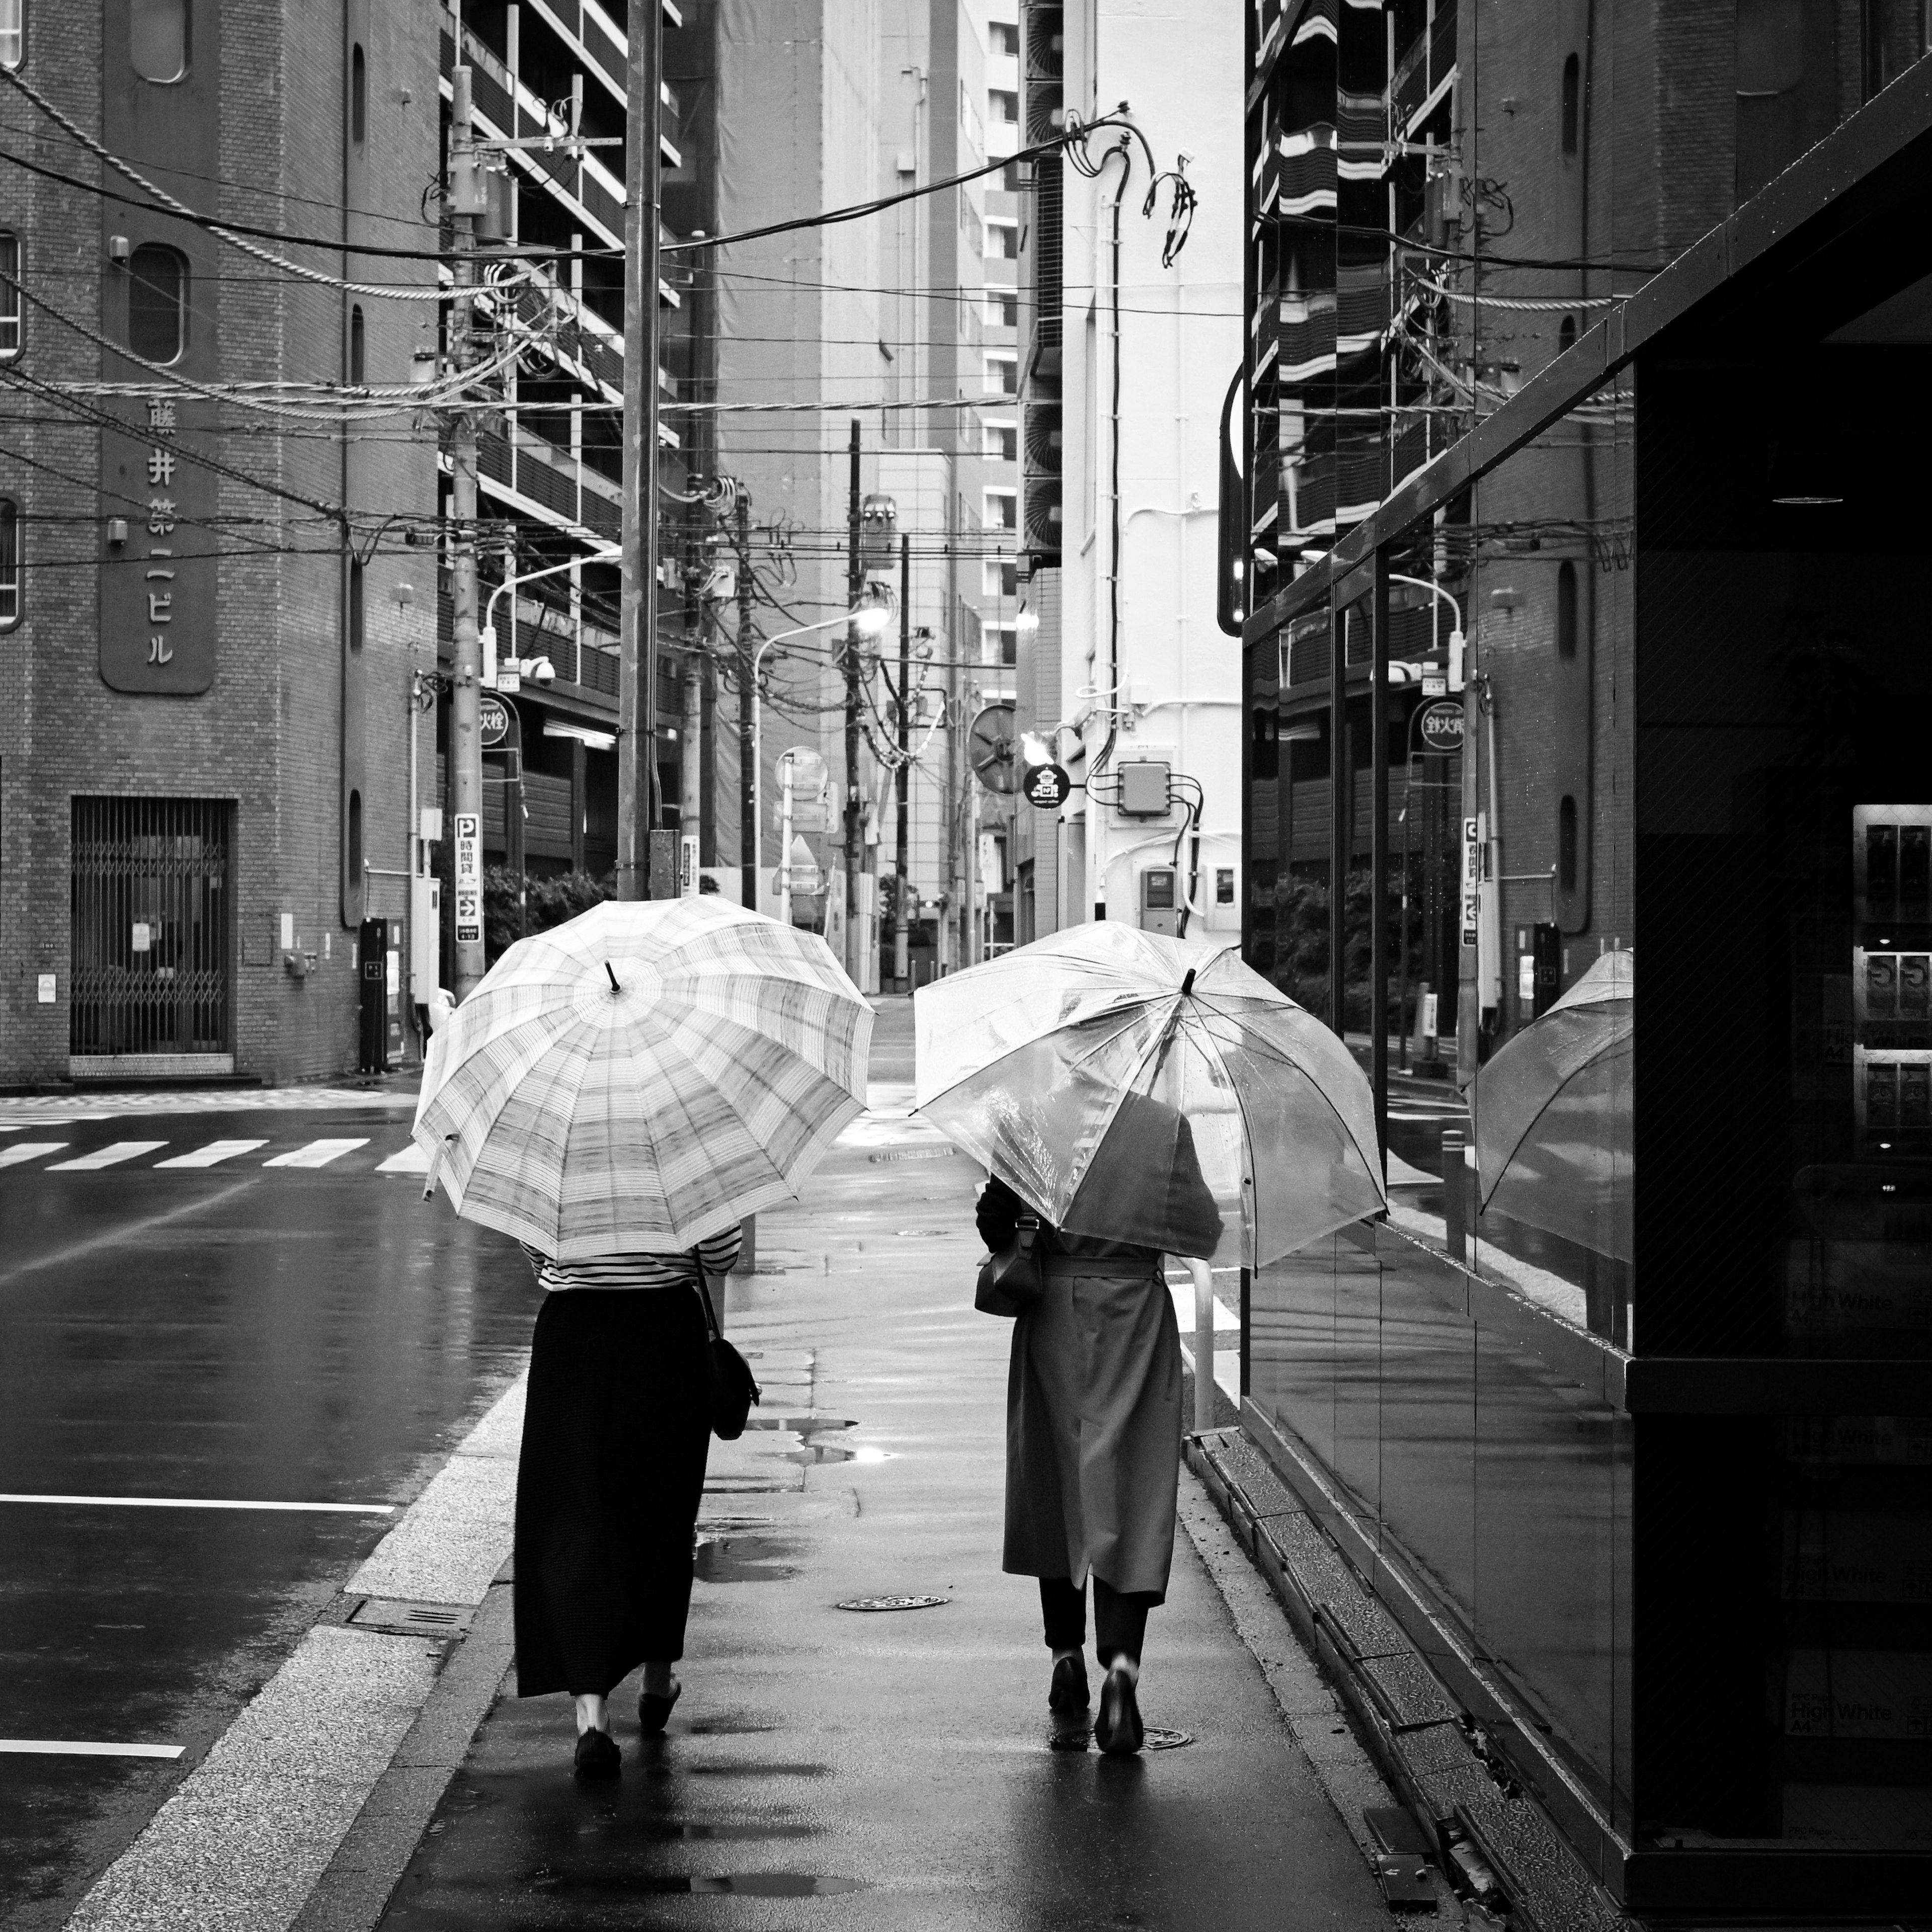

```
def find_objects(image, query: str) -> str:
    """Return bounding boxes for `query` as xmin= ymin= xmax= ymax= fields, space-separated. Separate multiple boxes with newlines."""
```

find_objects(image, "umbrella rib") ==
xmin=1477 ymin=1032 xmax=1631 ymax=1210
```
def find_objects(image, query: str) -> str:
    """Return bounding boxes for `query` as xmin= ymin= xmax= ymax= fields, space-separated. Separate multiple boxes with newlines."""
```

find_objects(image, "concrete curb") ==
xmin=1186 ymin=1426 xmax=1634 ymax=1932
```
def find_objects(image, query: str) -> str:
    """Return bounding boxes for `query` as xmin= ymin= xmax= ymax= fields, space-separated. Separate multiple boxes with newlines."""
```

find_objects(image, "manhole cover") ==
xmin=1145 ymin=1727 xmax=1194 ymax=1750
xmin=834 ymin=1594 xmax=948 ymax=1613
xmin=1048 ymin=1725 xmax=1194 ymax=1752
xmin=347 ymin=1598 xmax=474 ymax=1637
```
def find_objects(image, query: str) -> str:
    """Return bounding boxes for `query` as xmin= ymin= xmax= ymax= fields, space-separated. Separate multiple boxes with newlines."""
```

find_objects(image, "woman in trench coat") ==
xmin=977 ymin=1100 xmax=1222 ymax=1755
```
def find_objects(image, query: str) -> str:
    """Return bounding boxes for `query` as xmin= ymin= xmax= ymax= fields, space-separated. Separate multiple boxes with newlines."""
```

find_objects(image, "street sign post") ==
xmin=453 ymin=811 xmax=482 ymax=950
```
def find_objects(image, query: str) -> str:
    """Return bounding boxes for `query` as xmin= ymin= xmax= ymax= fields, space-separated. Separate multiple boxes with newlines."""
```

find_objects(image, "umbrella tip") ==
xmin=605 ymin=962 xmax=620 ymax=993
xmin=1180 ymin=969 xmax=1196 ymax=997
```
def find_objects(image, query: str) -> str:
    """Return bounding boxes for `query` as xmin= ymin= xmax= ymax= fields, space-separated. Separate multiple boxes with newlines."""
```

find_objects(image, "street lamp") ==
xmin=481 ymin=547 xmax=619 ymax=688
xmin=1388 ymin=573 xmax=1465 ymax=687
xmin=749 ymin=605 xmax=891 ymax=917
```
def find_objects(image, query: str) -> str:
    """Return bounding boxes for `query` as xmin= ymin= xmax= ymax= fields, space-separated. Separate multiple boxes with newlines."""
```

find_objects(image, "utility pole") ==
xmin=736 ymin=489 xmax=757 ymax=914
xmin=842 ymin=418 xmax=863 ymax=981
xmin=681 ymin=503 xmax=703 ymax=846
xmin=615 ymin=0 xmax=663 ymax=900
xmin=447 ymin=68 xmax=486 ymax=1000
xmin=893 ymin=532 xmax=912 ymax=991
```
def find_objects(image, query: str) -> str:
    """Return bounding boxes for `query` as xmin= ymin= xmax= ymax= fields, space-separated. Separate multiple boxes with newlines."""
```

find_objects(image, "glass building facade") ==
xmin=1238 ymin=1 xmax=1932 ymax=1909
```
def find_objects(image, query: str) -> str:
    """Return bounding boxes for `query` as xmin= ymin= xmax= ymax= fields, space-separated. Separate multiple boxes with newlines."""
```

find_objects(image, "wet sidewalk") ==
xmin=334 ymin=1002 xmax=1395 ymax=1930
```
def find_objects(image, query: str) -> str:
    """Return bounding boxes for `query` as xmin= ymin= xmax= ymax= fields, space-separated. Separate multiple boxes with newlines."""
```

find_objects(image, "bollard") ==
xmin=738 ymin=1212 xmax=757 ymax=1278
xmin=1191 ymin=1257 xmax=1217 ymax=1432
xmin=1442 ymin=1128 xmax=1467 ymax=1265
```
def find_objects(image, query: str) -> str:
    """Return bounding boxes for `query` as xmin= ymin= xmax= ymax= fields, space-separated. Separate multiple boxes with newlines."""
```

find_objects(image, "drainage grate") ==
xmin=347 ymin=1598 xmax=475 ymax=1637
xmin=834 ymin=1594 xmax=948 ymax=1613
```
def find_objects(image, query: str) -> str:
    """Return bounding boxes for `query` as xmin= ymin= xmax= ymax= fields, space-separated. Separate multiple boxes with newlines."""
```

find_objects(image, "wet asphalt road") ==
xmin=0 ymin=1095 xmax=537 ymax=1928
xmin=371 ymin=1006 xmax=1392 ymax=1932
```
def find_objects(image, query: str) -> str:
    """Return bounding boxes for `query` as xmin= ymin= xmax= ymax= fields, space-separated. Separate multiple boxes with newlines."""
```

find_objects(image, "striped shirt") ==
xmin=522 ymin=1226 xmax=743 ymax=1293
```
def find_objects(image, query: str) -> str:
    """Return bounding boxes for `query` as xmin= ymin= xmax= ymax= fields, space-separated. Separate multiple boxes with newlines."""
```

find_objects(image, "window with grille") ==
xmin=0 ymin=495 xmax=18 ymax=628
xmin=69 ymin=796 xmax=232 ymax=1058
xmin=0 ymin=230 xmax=18 ymax=357
xmin=127 ymin=245 xmax=187 ymax=363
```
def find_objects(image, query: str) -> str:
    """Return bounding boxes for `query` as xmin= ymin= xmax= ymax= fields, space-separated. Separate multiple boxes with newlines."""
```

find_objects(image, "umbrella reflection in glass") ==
xmin=1473 ymin=948 xmax=1633 ymax=1264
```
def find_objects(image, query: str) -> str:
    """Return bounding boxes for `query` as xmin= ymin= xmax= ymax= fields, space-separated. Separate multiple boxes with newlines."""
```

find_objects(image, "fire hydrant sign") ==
xmin=453 ymin=812 xmax=482 ymax=946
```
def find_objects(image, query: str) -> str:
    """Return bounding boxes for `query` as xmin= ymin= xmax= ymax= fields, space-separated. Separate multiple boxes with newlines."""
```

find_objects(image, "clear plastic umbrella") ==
xmin=914 ymin=924 xmax=1385 ymax=1266
xmin=413 ymin=898 xmax=871 ymax=1258
xmin=1473 ymin=948 xmax=1632 ymax=1263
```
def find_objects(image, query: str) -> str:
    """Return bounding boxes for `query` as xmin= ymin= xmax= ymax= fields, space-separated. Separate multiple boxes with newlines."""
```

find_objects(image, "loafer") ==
xmin=1093 ymin=1666 xmax=1144 ymax=1756
xmin=1048 ymin=1654 xmax=1090 ymax=1712
xmin=638 ymin=1678 xmax=681 ymax=1735
xmin=573 ymin=1726 xmax=621 ymax=1779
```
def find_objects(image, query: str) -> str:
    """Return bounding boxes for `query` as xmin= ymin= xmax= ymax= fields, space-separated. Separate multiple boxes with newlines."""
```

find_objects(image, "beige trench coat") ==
xmin=1002 ymin=1248 xmax=1182 ymax=1599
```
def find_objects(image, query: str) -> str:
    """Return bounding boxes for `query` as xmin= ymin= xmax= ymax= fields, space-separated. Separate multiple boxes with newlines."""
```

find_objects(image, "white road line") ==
xmin=0 ymin=1740 xmax=185 ymax=1760
xmin=0 ymin=1142 xmax=68 ymax=1169
xmin=0 ymin=1493 xmax=395 ymax=1515
xmin=263 ymin=1138 xmax=369 ymax=1169
xmin=45 ymin=1142 xmax=167 ymax=1172
xmin=375 ymin=1143 xmax=431 ymax=1174
xmin=153 ymin=1139 xmax=270 ymax=1169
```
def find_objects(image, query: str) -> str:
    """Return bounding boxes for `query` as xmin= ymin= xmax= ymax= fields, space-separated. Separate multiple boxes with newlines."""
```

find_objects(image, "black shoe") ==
xmin=574 ymin=1727 xmax=621 ymax=1779
xmin=638 ymin=1678 xmax=681 ymax=1735
xmin=1093 ymin=1666 xmax=1144 ymax=1756
xmin=1049 ymin=1654 xmax=1090 ymax=1713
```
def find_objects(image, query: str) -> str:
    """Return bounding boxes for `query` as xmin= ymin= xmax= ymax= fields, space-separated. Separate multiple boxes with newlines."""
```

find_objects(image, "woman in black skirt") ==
xmin=514 ymin=1224 xmax=741 ymax=1778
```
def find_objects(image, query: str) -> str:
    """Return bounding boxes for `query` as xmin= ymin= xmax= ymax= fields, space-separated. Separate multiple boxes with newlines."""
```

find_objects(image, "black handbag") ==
xmin=696 ymin=1265 xmax=761 ymax=1440
xmin=974 ymin=1214 xmax=1045 ymax=1318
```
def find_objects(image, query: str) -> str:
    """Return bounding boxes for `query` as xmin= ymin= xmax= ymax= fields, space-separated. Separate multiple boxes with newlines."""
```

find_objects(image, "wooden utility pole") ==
xmin=894 ymin=533 xmax=912 ymax=991
xmin=736 ymin=490 xmax=757 ymax=913
xmin=616 ymin=1 xmax=663 ymax=900
xmin=842 ymin=419 xmax=863 ymax=979
xmin=447 ymin=68 xmax=486 ymax=998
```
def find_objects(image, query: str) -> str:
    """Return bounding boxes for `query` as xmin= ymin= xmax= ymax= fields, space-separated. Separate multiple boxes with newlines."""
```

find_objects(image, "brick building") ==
xmin=0 ymin=0 xmax=439 ymax=1085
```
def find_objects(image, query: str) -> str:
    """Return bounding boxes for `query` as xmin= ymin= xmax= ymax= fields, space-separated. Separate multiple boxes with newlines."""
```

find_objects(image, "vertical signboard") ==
xmin=1460 ymin=815 xmax=1480 ymax=951
xmin=453 ymin=812 xmax=482 ymax=948
xmin=680 ymin=833 xmax=700 ymax=897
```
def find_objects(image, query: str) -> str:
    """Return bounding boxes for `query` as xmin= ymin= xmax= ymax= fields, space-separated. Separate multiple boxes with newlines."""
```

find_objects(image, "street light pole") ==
xmin=894 ymin=533 xmax=911 ymax=991
xmin=447 ymin=67 xmax=486 ymax=1000
xmin=842 ymin=419 xmax=863 ymax=979
xmin=736 ymin=490 xmax=756 ymax=913
xmin=616 ymin=0 xmax=663 ymax=901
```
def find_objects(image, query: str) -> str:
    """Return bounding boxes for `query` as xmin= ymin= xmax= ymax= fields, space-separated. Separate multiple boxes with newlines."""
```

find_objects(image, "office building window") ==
xmin=990 ymin=21 xmax=1019 ymax=56
xmin=986 ymin=353 xmax=1018 ymax=396
xmin=349 ymin=304 xmax=366 ymax=384
xmin=994 ymin=624 xmax=1017 ymax=667
xmin=0 ymin=230 xmax=18 ymax=357
xmin=983 ymin=558 xmax=1018 ymax=598
xmin=984 ymin=488 xmax=1017 ymax=531
xmin=986 ymin=219 xmax=1019 ymax=260
xmin=0 ymin=0 xmax=23 ymax=69
xmin=986 ymin=289 xmax=1018 ymax=328
xmin=0 ymin=495 xmax=18 ymax=628
xmin=990 ymin=89 xmax=1018 ymax=124
xmin=1561 ymin=53 xmax=1580 ymax=156
xmin=348 ymin=557 xmax=365 ymax=654
xmin=351 ymin=42 xmax=367 ymax=144
xmin=127 ymin=245 xmax=186 ymax=363
xmin=985 ymin=421 xmax=1018 ymax=462
xmin=130 ymin=0 xmax=188 ymax=82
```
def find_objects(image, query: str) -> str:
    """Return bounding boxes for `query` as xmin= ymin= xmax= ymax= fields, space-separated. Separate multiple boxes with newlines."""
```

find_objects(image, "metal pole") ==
xmin=1399 ymin=759 xmax=1411 ymax=1074
xmin=737 ymin=491 xmax=756 ymax=913
xmin=843 ymin=420 xmax=863 ymax=980
xmin=1190 ymin=1257 xmax=1216 ymax=1433
xmin=1328 ymin=601 xmax=1348 ymax=1035
xmin=447 ymin=68 xmax=486 ymax=1000
xmin=1442 ymin=1126 xmax=1468 ymax=1264
xmin=1371 ymin=552 xmax=1389 ymax=1176
xmin=615 ymin=0 xmax=662 ymax=900
xmin=778 ymin=752 xmax=794 ymax=929
xmin=894 ymin=532 xmax=911 ymax=991
xmin=681 ymin=509 xmax=703 ymax=842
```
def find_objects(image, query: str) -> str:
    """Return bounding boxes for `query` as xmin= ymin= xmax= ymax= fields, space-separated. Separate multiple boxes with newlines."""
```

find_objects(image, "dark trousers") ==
xmin=514 ymin=1289 xmax=712 ymax=1698
xmin=1039 ymin=1575 xmax=1158 ymax=1667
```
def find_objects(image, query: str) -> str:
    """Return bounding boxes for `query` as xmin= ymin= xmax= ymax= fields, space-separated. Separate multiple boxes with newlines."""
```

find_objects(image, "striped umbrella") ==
xmin=413 ymin=898 xmax=872 ymax=1259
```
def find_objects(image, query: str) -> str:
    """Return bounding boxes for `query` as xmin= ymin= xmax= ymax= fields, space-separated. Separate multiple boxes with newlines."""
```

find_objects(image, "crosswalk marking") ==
xmin=262 ymin=1138 xmax=369 ymax=1169
xmin=375 ymin=1144 xmax=432 ymax=1174
xmin=0 ymin=1740 xmax=185 ymax=1760
xmin=154 ymin=1140 xmax=270 ymax=1169
xmin=45 ymin=1142 xmax=167 ymax=1172
xmin=0 ymin=1142 xmax=68 ymax=1169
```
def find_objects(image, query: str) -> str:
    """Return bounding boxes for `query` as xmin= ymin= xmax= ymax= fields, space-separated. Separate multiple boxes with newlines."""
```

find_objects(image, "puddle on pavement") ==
xmin=631 ymin=1819 xmax=813 ymax=1839
xmin=692 ymin=1535 xmax=798 ymax=1583
xmin=631 ymin=1874 xmax=865 ymax=1896
xmin=783 ymin=1441 xmax=894 ymax=1466
xmin=741 ymin=1415 xmax=855 ymax=1433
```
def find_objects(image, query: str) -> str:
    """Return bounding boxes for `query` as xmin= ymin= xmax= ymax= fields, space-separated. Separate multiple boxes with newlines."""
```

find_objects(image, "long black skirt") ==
xmin=513 ymin=1289 xmax=712 ymax=1698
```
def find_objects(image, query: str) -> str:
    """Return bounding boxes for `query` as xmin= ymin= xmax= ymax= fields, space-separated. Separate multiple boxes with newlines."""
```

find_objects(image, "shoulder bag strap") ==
xmin=693 ymin=1249 xmax=722 ymax=1341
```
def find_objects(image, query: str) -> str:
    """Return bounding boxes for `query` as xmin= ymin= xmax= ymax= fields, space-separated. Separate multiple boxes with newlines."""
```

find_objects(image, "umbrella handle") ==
xmin=422 ymin=1134 xmax=453 ymax=1203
